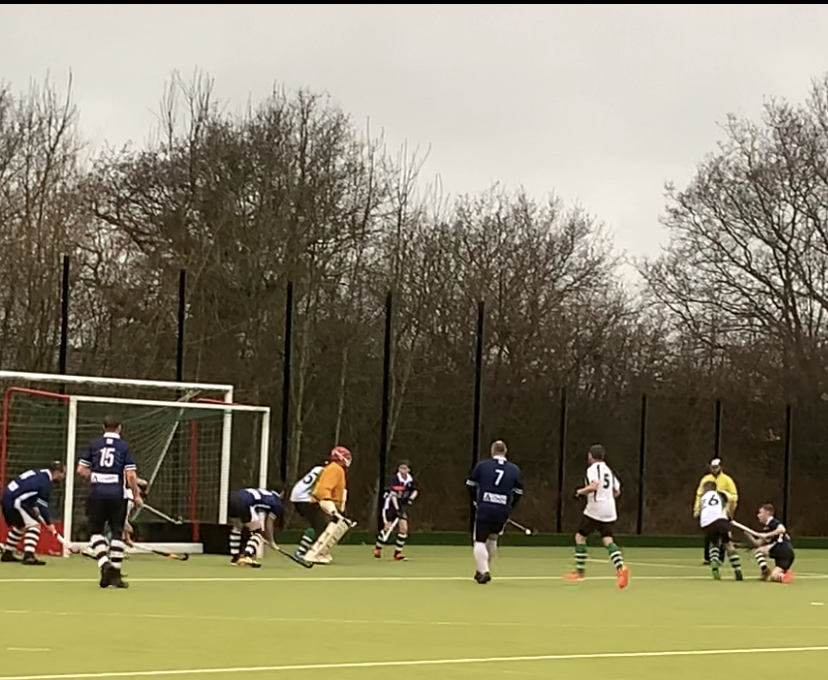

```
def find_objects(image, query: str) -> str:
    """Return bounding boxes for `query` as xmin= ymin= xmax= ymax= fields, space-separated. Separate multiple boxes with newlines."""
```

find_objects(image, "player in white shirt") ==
xmin=564 ymin=445 xmax=629 ymax=589
xmin=698 ymin=481 xmax=743 ymax=581
xmin=290 ymin=463 xmax=327 ymax=559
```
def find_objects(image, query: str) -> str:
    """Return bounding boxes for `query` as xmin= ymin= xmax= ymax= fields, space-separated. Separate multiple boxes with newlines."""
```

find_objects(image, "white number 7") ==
xmin=494 ymin=469 xmax=504 ymax=486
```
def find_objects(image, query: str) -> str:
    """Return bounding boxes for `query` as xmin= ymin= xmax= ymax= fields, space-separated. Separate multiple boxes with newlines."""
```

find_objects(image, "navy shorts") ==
xmin=2 ymin=502 xmax=36 ymax=529
xmin=87 ymin=497 xmax=127 ymax=536
xmin=473 ymin=514 xmax=505 ymax=542
xmin=769 ymin=543 xmax=795 ymax=571
xmin=381 ymin=501 xmax=409 ymax=525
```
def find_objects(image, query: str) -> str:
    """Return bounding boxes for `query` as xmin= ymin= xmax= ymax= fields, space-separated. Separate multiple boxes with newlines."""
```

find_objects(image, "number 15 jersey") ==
xmin=584 ymin=461 xmax=620 ymax=523
xmin=79 ymin=433 xmax=136 ymax=500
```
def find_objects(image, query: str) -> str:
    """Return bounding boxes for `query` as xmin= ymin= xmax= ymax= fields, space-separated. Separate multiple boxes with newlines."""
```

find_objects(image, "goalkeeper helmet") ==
xmin=330 ymin=446 xmax=352 ymax=468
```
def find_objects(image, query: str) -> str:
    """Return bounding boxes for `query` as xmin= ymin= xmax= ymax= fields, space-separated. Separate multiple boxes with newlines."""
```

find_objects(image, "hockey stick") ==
xmin=268 ymin=541 xmax=313 ymax=569
xmin=379 ymin=517 xmax=400 ymax=543
xmin=507 ymin=519 xmax=537 ymax=536
xmin=142 ymin=504 xmax=183 ymax=525
xmin=54 ymin=532 xmax=80 ymax=554
xmin=132 ymin=543 xmax=189 ymax=561
xmin=730 ymin=520 xmax=762 ymax=537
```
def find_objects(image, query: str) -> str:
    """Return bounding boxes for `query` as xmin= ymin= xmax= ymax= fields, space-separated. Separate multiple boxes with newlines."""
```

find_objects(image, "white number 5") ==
xmin=494 ymin=469 xmax=504 ymax=486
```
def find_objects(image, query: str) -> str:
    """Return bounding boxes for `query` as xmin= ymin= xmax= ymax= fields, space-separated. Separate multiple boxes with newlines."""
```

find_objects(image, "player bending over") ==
xmin=290 ymin=462 xmax=326 ymax=558
xmin=747 ymin=504 xmax=795 ymax=584
xmin=303 ymin=446 xmax=352 ymax=564
xmin=77 ymin=417 xmax=143 ymax=588
xmin=123 ymin=478 xmax=150 ymax=548
xmin=374 ymin=460 xmax=419 ymax=561
xmin=466 ymin=440 xmax=523 ymax=584
xmin=698 ymin=481 xmax=743 ymax=580
xmin=1 ymin=462 xmax=67 ymax=565
xmin=228 ymin=488 xmax=284 ymax=567
xmin=565 ymin=445 xmax=629 ymax=589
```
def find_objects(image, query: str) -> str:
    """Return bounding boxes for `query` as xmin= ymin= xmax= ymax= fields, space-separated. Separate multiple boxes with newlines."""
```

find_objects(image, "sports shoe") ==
xmin=1 ymin=550 xmax=20 ymax=563
xmin=735 ymin=571 xmax=744 ymax=582
xmin=230 ymin=554 xmax=241 ymax=565
xmin=373 ymin=547 xmax=382 ymax=559
xmin=21 ymin=553 xmax=45 ymax=566
xmin=109 ymin=569 xmax=129 ymax=589
xmin=238 ymin=556 xmax=262 ymax=568
xmin=617 ymin=567 xmax=629 ymax=589
xmin=473 ymin=571 xmax=491 ymax=584
xmin=759 ymin=569 xmax=770 ymax=582
xmin=712 ymin=566 xmax=721 ymax=580
xmin=99 ymin=562 xmax=112 ymax=588
xmin=782 ymin=570 xmax=795 ymax=584
xmin=393 ymin=551 xmax=406 ymax=562
xmin=563 ymin=571 xmax=585 ymax=582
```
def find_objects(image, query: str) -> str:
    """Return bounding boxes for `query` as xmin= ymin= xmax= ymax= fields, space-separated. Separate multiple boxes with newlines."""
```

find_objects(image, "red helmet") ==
xmin=330 ymin=446 xmax=352 ymax=468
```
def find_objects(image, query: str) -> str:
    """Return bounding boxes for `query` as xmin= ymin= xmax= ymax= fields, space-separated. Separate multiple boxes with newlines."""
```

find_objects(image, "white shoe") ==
xmin=305 ymin=551 xmax=332 ymax=564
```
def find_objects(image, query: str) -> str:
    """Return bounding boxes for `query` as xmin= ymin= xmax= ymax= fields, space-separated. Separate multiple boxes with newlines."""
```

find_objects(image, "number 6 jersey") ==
xmin=584 ymin=461 xmax=620 ymax=523
xmin=78 ymin=432 xmax=136 ymax=499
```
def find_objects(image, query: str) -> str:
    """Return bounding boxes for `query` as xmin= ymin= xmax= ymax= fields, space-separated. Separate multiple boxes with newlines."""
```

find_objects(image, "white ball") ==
xmin=525 ymin=529 xmax=532 ymax=536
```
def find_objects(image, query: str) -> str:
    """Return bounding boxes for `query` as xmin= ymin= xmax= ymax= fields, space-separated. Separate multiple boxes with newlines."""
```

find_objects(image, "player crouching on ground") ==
xmin=565 ymin=444 xmax=629 ymax=589
xmin=746 ymin=504 xmax=795 ymax=584
xmin=303 ymin=446 xmax=353 ymax=565
xmin=228 ymin=488 xmax=284 ymax=568
xmin=374 ymin=460 xmax=418 ymax=561
xmin=2 ymin=462 xmax=67 ymax=565
xmin=698 ymin=481 xmax=743 ymax=581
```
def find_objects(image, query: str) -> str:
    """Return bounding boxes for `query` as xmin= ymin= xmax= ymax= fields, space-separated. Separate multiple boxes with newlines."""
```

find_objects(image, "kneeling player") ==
xmin=374 ymin=460 xmax=418 ymax=561
xmin=698 ymin=481 xmax=743 ymax=581
xmin=466 ymin=441 xmax=523 ymax=584
xmin=749 ymin=504 xmax=795 ymax=584
xmin=228 ymin=488 xmax=283 ymax=567
xmin=1 ymin=462 xmax=66 ymax=565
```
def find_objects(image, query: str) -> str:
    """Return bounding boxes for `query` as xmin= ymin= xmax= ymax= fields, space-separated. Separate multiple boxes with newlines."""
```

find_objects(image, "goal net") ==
xmin=1 ymin=380 xmax=270 ymax=551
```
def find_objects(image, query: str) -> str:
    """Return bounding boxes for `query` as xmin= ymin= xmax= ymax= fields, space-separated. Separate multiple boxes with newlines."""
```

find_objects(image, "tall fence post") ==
xmin=783 ymin=403 xmax=793 ymax=524
xmin=713 ymin=398 xmax=723 ymax=461
xmin=555 ymin=386 xmax=568 ymax=534
xmin=469 ymin=301 xmax=485 ymax=530
xmin=636 ymin=393 xmax=648 ymax=534
xmin=377 ymin=291 xmax=393 ymax=523
xmin=176 ymin=269 xmax=186 ymax=382
xmin=279 ymin=282 xmax=294 ymax=485
xmin=58 ymin=255 xmax=70 ymax=376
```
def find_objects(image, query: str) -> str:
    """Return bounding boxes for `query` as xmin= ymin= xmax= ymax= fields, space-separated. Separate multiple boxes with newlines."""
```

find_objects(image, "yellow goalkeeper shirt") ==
xmin=694 ymin=473 xmax=738 ymax=516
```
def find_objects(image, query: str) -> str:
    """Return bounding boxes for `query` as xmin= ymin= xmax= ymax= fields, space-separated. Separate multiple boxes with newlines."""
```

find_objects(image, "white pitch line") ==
xmin=2 ymin=645 xmax=828 ymax=679
xmin=6 ymin=648 xmax=50 ymax=653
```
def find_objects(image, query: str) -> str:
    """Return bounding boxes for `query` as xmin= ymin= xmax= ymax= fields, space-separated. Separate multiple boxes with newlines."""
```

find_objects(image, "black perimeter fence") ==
xmin=16 ymin=258 xmax=828 ymax=536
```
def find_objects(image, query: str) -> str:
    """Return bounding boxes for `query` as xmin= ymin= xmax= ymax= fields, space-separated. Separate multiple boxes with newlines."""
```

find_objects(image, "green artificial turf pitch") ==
xmin=0 ymin=546 xmax=827 ymax=679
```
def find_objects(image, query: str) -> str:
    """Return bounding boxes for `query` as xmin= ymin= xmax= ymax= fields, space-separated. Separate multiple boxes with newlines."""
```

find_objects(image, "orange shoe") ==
xmin=782 ymin=570 xmax=795 ymax=584
xmin=373 ymin=548 xmax=382 ymax=560
xmin=393 ymin=551 xmax=406 ymax=561
xmin=563 ymin=571 xmax=585 ymax=582
xmin=617 ymin=567 xmax=629 ymax=589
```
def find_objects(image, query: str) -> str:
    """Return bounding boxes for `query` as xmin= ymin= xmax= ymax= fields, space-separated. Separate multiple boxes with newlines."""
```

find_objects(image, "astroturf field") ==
xmin=1 ymin=546 xmax=827 ymax=679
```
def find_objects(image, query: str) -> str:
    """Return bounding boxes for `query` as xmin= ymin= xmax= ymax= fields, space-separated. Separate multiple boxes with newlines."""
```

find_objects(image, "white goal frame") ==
xmin=59 ymin=394 xmax=270 ymax=554
xmin=0 ymin=370 xmax=257 ymax=546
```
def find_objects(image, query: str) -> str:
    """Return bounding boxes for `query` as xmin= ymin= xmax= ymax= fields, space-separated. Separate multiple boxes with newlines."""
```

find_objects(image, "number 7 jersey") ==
xmin=583 ymin=461 xmax=620 ymax=522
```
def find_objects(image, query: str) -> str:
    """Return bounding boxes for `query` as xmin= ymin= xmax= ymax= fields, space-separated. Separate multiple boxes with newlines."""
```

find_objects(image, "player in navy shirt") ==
xmin=750 ymin=503 xmax=796 ymax=584
xmin=2 ymin=462 xmax=66 ymax=565
xmin=466 ymin=440 xmax=523 ymax=584
xmin=374 ymin=460 xmax=419 ymax=561
xmin=77 ymin=416 xmax=142 ymax=588
xmin=227 ymin=487 xmax=284 ymax=567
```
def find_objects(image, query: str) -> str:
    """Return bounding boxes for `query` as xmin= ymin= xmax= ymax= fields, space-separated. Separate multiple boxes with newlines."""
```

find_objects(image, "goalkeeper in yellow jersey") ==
xmin=693 ymin=459 xmax=738 ymax=565
xmin=302 ymin=446 xmax=352 ymax=565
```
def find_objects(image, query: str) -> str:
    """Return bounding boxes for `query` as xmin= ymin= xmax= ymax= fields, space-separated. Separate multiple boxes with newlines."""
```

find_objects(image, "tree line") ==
xmin=3 ymin=71 xmax=828 ymax=534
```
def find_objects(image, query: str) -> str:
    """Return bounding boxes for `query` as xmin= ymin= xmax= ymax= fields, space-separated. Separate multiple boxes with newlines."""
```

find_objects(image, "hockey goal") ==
xmin=1 ymin=376 xmax=270 ymax=552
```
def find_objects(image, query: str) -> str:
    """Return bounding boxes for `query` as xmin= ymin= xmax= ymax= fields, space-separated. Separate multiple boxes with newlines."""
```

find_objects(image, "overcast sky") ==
xmin=3 ymin=4 xmax=828 ymax=261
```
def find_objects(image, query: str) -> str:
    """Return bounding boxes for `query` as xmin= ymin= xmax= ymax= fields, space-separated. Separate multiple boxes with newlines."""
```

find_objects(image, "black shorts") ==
xmin=381 ymin=501 xmax=409 ymax=525
xmin=473 ymin=515 xmax=505 ymax=542
xmin=294 ymin=502 xmax=330 ymax=537
xmin=87 ymin=496 xmax=127 ymax=537
xmin=1 ymin=502 xmax=37 ymax=529
xmin=769 ymin=543 xmax=795 ymax=571
xmin=578 ymin=515 xmax=616 ymax=538
xmin=228 ymin=493 xmax=256 ymax=524
xmin=702 ymin=518 xmax=735 ymax=545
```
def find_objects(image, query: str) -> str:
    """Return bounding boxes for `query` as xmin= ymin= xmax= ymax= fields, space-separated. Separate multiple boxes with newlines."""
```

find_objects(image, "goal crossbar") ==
xmin=0 ymin=370 xmax=234 ymax=396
